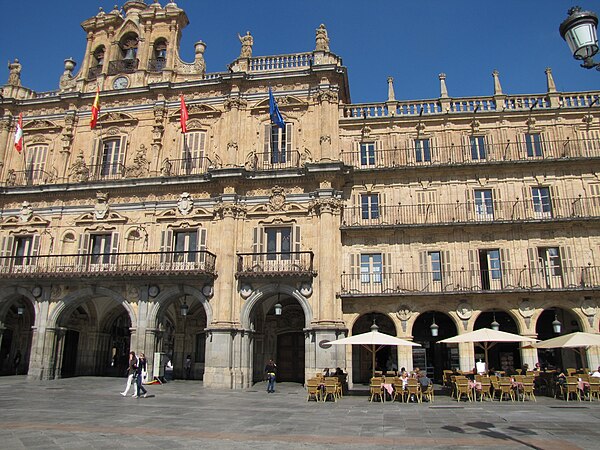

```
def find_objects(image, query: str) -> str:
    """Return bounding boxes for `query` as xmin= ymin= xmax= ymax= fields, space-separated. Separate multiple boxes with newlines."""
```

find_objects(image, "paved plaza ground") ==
xmin=0 ymin=376 xmax=599 ymax=449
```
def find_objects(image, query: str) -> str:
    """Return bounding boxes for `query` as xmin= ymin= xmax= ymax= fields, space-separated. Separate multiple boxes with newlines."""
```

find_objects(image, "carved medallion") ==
xmin=269 ymin=186 xmax=286 ymax=211
xmin=581 ymin=298 xmax=598 ymax=317
xmin=19 ymin=201 xmax=33 ymax=222
xmin=177 ymin=192 xmax=194 ymax=215
xmin=518 ymin=299 xmax=535 ymax=318
xmin=456 ymin=302 xmax=473 ymax=320
xmin=396 ymin=305 xmax=412 ymax=321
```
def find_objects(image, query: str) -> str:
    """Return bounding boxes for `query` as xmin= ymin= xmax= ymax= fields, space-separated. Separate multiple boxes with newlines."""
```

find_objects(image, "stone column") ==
xmin=458 ymin=342 xmax=475 ymax=372
xmin=53 ymin=327 xmax=67 ymax=379
xmin=203 ymin=328 xmax=234 ymax=389
xmin=519 ymin=335 xmax=538 ymax=370
xmin=0 ymin=117 xmax=12 ymax=171
xmin=586 ymin=346 xmax=600 ymax=371
xmin=397 ymin=345 xmax=414 ymax=372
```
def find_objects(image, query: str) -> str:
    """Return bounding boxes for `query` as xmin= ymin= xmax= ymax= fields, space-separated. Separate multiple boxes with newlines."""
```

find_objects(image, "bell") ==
xmin=124 ymin=48 xmax=136 ymax=60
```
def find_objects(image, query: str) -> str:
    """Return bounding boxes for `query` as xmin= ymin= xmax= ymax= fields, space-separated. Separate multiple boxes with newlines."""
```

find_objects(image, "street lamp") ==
xmin=490 ymin=312 xmax=500 ymax=331
xmin=559 ymin=6 xmax=599 ymax=70
xmin=430 ymin=313 xmax=439 ymax=337
xmin=274 ymin=291 xmax=283 ymax=316
xmin=17 ymin=306 xmax=25 ymax=316
xmin=552 ymin=312 xmax=562 ymax=334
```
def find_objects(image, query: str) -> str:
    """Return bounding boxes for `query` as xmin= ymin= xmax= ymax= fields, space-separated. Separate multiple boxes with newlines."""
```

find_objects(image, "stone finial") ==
xmin=439 ymin=73 xmax=448 ymax=99
xmin=545 ymin=67 xmax=557 ymax=93
xmin=7 ymin=59 xmax=21 ymax=86
xmin=315 ymin=24 xmax=330 ymax=52
xmin=492 ymin=69 xmax=503 ymax=95
xmin=194 ymin=41 xmax=206 ymax=75
xmin=59 ymin=58 xmax=77 ymax=91
xmin=238 ymin=31 xmax=253 ymax=58
xmin=387 ymin=76 xmax=395 ymax=101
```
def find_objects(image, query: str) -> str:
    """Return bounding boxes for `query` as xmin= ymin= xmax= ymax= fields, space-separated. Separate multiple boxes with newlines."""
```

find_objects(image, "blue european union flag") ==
xmin=269 ymin=88 xmax=285 ymax=129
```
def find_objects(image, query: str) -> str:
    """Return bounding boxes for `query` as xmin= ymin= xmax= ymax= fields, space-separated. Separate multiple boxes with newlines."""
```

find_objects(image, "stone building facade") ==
xmin=0 ymin=1 xmax=599 ymax=388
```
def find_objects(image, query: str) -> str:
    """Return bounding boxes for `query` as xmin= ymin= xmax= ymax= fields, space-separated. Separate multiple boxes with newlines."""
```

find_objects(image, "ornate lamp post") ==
xmin=559 ymin=6 xmax=599 ymax=70
xmin=430 ymin=314 xmax=439 ymax=337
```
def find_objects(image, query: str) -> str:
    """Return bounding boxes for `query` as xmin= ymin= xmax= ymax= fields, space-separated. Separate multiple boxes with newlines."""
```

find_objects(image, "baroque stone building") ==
xmin=0 ymin=1 xmax=599 ymax=388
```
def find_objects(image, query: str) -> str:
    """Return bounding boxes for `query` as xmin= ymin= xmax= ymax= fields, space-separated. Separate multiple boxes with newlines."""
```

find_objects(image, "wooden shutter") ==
xmin=285 ymin=123 xmax=293 ymax=156
xmin=442 ymin=250 xmax=451 ymax=286
xmin=0 ymin=236 xmax=14 ymax=268
xmin=465 ymin=186 xmax=472 ymax=221
xmin=109 ymin=232 xmax=120 ymax=265
xmin=293 ymin=225 xmax=301 ymax=262
xmin=350 ymin=253 xmax=359 ymax=275
xmin=118 ymin=135 xmax=127 ymax=167
xmin=468 ymin=249 xmax=480 ymax=290
xmin=376 ymin=139 xmax=383 ymax=166
xmin=493 ymin=187 xmax=503 ymax=219
xmin=76 ymin=233 xmax=90 ymax=267
xmin=382 ymin=252 xmax=391 ymax=290
xmin=263 ymin=124 xmax=271 ymax=163
xmin=160 ymin=230 xmax=173 ymax=264
xmin=90 ymin=137 xmax=102 ymax=168
xmin=500 ymin=248 xmax=512 ymax=287
xmin=31 ymin=235 xmax=41 ymax=263
xmin=522 ymin=185 xmax=533 ymax=219
xmin=560 ymin=246 xmax=574 ymax=287
xmin=199 ymin=228 xmax=207 ymax=265
xmin=419 ymin=251 xmax=429 ymax=290
xmin=527 ymin=247 xmax=539 ymax=288
xmin=550 ymin=185 xmax=561 ymax=218
xmin=379 ymin=191 xmax=386 ymax=223
xmin=252 ymin=226 xmax=265 ymax=265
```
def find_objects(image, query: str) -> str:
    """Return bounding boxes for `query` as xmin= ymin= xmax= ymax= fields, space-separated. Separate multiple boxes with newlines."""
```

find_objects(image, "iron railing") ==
xmin=107 ymin=59 xmax=139 ymax=75
xmin=0 ymin=250 xmax=217 ymax=280
xmin=87 ymin=65 xmax=103 ymax=80
xmin=87 ymin=162 xmax=127 ymax=181
xmin=160 ymin=156 xmax=213 ymax=177
xmin=4 ymin=169 xmax=53 ymax=187
xmin=236 ymin=251 xmax=315 ymax=277
xmin=340 ymin=138 xmax=600 ymax=169
xmin=340 ymin=265 xmax=600 ymax=296
xmin=147 ymin=58 xmax=167 ymax=72
xmin=342 ymin=197 xmax=600 ymax=228
xmin=247 ymin=150 xmax=302 ymax=171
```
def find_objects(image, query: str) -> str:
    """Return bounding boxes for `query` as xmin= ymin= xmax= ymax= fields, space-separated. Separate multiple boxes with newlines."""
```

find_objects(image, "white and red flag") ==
xmin=14 ymin=113 xmax=23 ymax=153
xmin=180 ymin=94 xmax=188 ymax=134
xmin=90 ymin=86 xmax=100 ymax=129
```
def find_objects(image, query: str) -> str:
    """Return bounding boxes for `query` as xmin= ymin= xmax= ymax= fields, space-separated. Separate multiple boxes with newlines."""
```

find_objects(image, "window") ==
xmin=174 ymin=230 xmax=198 ymax=263
xmin=182 ymin=131 xmax=206 ymax=172
xmin=478 ymin=249 xmax=501 ymax=290
xmin=415 ymin=139 xmax=431 ymax=163
xmin=470 ymin=136 xmax=486 ymax=160
xmin=266 ymin=227 xmax=291 ymax=260
xmin=361 ymin=253 xmax=382 ymax=283
xmin=100 ymin=138 xmax=123 ymax=176
xmin=361 ymin=194 xmax=379 ymax=220
xmin=360 ymin=142 xmax=376 ymax=166
xmin=268 ymin=124 xmax=291 ymax=164
xmin=13 ymin=236 xmax=36 ymax=266
xmin=538 ymin=247 xmax=562 ymax=277
xmin=25 ymin=144 xmax=48 ymax=182
xmin=474 ymin=189 xmax=494 ymax=219
xmin=90 ymin=233 xmax=113 ymax=265
xmin=525 ymin=133 xmax=543 ymax=157
xmin=532 ymin=187 xmax=552 ymax=218
xmin=428 ymin=251 xmax=442 ymax=281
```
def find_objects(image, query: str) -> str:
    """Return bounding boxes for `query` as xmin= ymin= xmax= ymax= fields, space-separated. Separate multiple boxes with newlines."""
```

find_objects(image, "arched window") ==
xmin=149 ymin=38 xmax=167 ymax=72
xmin=25 ymin=144 xmax=48 ymax=184
xmin=89 ymin=46 xmax=105 ymax=80
xmin=108 ymin=33 xmax=139 ymax=75
xmin=91 ymin=135 xmax=127 ymax=180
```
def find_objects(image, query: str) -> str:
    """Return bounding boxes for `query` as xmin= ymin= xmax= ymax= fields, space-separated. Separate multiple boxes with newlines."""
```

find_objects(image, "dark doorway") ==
xmin=412 ymin=311 xmax=457 ymax=382
xmin=0 ymin=329 xmax=13 ymax=375
xmin=61 ymin=330 xmax=79 ymax=378
xmin=352 ymin=313 xmax=396 ymax=383
xmin=276 ymin=331 xmax=305 ymax=382
xmin=474 ymin=311 xmax=521 ymax=373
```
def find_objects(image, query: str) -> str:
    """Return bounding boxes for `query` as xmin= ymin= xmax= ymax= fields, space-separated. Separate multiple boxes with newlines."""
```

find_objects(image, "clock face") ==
xmin=113 ymin=76 xmax=129 ymax=89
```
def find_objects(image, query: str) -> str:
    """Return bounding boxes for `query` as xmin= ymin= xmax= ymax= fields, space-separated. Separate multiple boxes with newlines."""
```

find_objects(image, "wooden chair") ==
xmin=491 ymin=379 xmax=501 ymax=400
xmin=325 ymin=377 xmax=342 ymax=399
xmin=323 ymin=379 xmax=338 ymax=402
xmin=565 ymin=376 xmax=581 ymax=401
xmin=391 ymin=377 xmax=404 ymax=402
xmin=423 ymin=383 xmax=434 ymax=403
xmin=405 ymin=378 xmax=421 ymax=403
xmin=443 ymin=370 xmax=454 ymax=389
xmin=478 ymin=377 xmax=493 ymax=401
xmin=369 ymin=377 xmax=384 ymax=402
xmin=455 ymin=379 xmax=472 ymax=402
xmin=566 ymin=368 xmax=577 ymax=376
xmin=588 ymin=378 xmax=600 ymax=401
xmin=306 ymin=379 xmax=321 ymax=402
xmin=522 ymin=376 xmax=536 ymax=402
xmin=498 ymin=380 xmax=514 ymax=402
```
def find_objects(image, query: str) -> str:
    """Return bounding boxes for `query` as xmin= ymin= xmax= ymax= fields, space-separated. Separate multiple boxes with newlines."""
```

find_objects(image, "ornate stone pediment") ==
xmin=251 ymin=95 xmax=308 ymax=112
xmin=97 ymin=112 xmax=138 ymax=126
xmin=24 ymin=119 xmax=61 ymax=132
xmin=172 ymin=103 xmax=221 ymax=120
xmin=74 ymin=211 xmax=128 ymax=226
xmin=0 ymin=214 xmax=49 ymax=228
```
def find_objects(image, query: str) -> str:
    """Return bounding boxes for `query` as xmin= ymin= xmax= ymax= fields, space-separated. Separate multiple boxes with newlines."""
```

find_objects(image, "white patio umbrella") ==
xmin=438 ymin=328 xmax=538 ymax=368
xmin=327 ymin=323 xmax=420 ymax=377
xmin=533 ymin=331 xmax=600 ymax=363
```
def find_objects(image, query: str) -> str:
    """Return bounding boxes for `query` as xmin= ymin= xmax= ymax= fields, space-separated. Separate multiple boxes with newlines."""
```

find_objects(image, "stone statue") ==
xmin=315 ymin=24 xmax=330 ymax=52
xmin=70 ymin=152 xmax=90 ymax=182
xmin=238 ymin=31 xmax=253 ymax=58
xmin=7 ymin=59 xmax=21 ymax=86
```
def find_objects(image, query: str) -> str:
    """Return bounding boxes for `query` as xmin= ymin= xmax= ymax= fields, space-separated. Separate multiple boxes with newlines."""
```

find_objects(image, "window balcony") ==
xmin=0 ymin=250 xmax=217 ymax=280
xmin=147 ymin=58 xmax=166 ymax=72
xmin=160 ymin=156 xmax=213 ymax=177
xmin=248 ymin=150 xmax=301 ymax=171
xmin=4 ymin=169 xmax=53 ymax=187
xmin=107 ymin=59 xmax=139 ymax=75
xmin=87 ymin=162 xmax=127 ymax=182
xmin=236 ymin=251 xmax=316 ymax=278
xmin=87 ymin=65 xmax=103 ymax=80
xmin=340 ymin=138 xmax=600 ymax=170
xmin=341 ymin=197 xmax=600 ymax=229
xmin=340 ymin=265 xmax=600 ymax=297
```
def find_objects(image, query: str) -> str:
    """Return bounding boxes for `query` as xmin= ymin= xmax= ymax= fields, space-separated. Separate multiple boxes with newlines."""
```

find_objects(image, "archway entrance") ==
xmin=0 ymin=298 xmax=33 ymax=376
xmin=352 ymin=313 xmax=396 ymax=384
xmin=474 ymin=311 xmax=521 ymax=373
xmin=412 ymin=311 xmax=457 ymax=382
xmin=251 ymin=292 xmax=306 ymax=384
xmin=536 ymin=308 xmax=581 ymax=370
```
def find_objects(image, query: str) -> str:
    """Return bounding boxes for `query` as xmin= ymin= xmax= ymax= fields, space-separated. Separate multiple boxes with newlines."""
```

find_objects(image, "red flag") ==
xmin=14 ymin=113 xmax=23 ymax=153
xmin=180 ymin=94 xmax=188 ymax=134
xmin=90 ymin=87 xmax=100 ymax=129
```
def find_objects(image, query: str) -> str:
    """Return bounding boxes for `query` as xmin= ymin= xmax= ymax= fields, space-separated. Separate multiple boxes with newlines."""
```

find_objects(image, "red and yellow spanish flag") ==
xmin=180 ymin=94 xmax=188 ymax=134
xmin=90 ymin=86 xmax=100 ymax=130
xmin=14 ymin=113 xmax=23 ymax=153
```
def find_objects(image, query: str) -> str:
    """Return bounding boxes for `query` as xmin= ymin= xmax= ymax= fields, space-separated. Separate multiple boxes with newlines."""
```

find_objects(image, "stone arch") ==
xmin=470 ymin=307 xmax=526 ymax=334
xmin=347 ymin=310 xmax=399 ymax=336
xmin=406 ymin=306 xmax=462 ymax=338
xmin=532 ymin=298 xmax=586 ymax=333
xmin=0 ymin=286 xmax=37 ymax=318
xmin=148 ymin=285 xmax=213 ymax=328
xmin=240 ymin=284 xmax=312 ymax=330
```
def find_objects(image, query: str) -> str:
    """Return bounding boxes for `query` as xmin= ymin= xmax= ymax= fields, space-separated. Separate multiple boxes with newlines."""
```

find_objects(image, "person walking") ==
xmin=120 ymin=351 xmax=137 ymax=397
xmin=135 ymin=352 xmax=148 ymax=398
xmin=184 ymin=355 xmax=192 ymax=379
xmin=265 ymin=359 xmax=277 ymax=393
xmin=13 ymin=350 xmax=21 ymax=375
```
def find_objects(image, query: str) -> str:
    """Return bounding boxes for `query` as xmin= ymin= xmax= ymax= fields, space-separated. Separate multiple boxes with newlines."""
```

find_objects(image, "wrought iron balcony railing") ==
xmin=107 ymin=58 xmax=139 ymax=75
xmin=87 ymin=65 xmax=103 ymax=80
xmin=4 ymin=169 xmax=53 ymax=187
xmin=0 ymin=250 xmax=217 ymax=280
xmin=342 ymin=197 xmax=600 ymax=229
xmin=236 ymin=251 xmax=316 ymax=277
xmin=247 ymin=150 xmax=301 ymax=171
xmin=147 ymin=58 xmax=166 ymax=72
xmin=160 ymin=156 xmax=213 ymax=177
xmin=340 ymin=138 xmax=600 ymax=170
xmin=340 ymin=265 xmax=600 ymax=296
xmin=86 ymin=162 xmax=127 ymax=181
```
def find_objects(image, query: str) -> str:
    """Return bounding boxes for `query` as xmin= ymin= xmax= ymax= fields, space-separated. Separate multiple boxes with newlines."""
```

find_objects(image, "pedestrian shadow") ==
xmin=441 ymin=421 xmax=541 ymax=450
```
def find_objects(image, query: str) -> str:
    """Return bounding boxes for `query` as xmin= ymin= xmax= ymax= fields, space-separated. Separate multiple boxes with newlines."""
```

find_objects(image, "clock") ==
xmin=112 ymin=76 xmax=129 ymax=89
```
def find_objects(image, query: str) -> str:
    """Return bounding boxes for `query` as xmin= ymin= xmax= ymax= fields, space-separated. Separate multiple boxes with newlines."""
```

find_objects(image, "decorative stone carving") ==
xmin=240 ymin=284 xmax=253 ymax=299
xmin=227 ymin=141 xmax=238 ymax=152
xmin=7 ymin=59 xmax=21 ymax=86
xmin=19 ymin=201 xmax=33 ymax=222
xmin=160 ymin=158 xmax=172 ymax=176
xmin=319 ymin=135 xmax=331 ymax=144
xmin=396 ymin=305 xmax=412 ymax=322
xmin=456 ymin=302 xmax=473 ymax=320
xmin=126 ymin=144 xmax=149 ymax=178
xmin=70 ymin=152 xmax=90 ymax=182
xmin=309 ymin=197 xmax=342 ymax=216
xmin=214 ymin=202 xmax=247 ymax=220
xmin=299 ymin=282 xmax=313 ymax=297
xmin=6 ymin=169 xmax=16 ymax=186
xmin=61 ymin=111 xmax=77 ymax=153
xmin=269 ymin=186 xmax=286 ymax=211
xmin=194 ymin=41 xmax=206 ymax=76
xmin=223 ymin=96 xmax=247 ymax=111
xmin=315 ymin=24 xmax=330 ymax=52
xmin=315 ymin=88 xmax=338 ymax=104
xmin=59 ymin=58 xmax=77 ymax=92
xmin=238 ymin=31 xmax=253 ymax=58
xmin=94 ymin=192 xmax=109 ymax=220
xmin=581 ymin=297 xmax=598 ymax=317
xmin=177 ymin=192 xmax=194 ymax=215
xmin=518 ymin=299 xmax=535 ymax=318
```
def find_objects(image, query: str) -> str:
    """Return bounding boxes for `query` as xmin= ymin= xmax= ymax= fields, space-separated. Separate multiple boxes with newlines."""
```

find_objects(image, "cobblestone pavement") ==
xmin=0 ymin=376 xmax=598 ymax=449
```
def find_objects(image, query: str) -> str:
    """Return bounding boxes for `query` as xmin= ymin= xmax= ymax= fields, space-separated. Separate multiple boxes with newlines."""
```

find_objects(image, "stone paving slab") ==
xmin=0 ymin=376 xmax=598 ymax=449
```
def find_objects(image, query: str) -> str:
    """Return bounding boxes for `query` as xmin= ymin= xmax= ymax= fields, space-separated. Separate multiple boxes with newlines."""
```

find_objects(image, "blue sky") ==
xmin=0 ymin=1 xmax=597 ymax=103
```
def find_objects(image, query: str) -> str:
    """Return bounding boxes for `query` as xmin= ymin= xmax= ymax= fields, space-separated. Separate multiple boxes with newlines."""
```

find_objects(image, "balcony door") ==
xmin=538 ymin=247 xmax=563 ymax=289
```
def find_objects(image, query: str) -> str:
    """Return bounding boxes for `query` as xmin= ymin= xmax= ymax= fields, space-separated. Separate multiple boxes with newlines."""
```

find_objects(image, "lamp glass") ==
xmin=180 ymin=302 xmax=189 ymax=317
xmin=274 ymin=303 xmax=283 ymax=316
xmin=17 ymin=306 xmax=25 ymax=316
xmin=430 ymin=322 xmax=439 ymax=337
xmin=566 ymin=22 xmax=599 ymax=59
xmin=552 ymin=318 xmax=562 ymax=334
xmin=491 ymin=320 xmax=500 ymax=331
